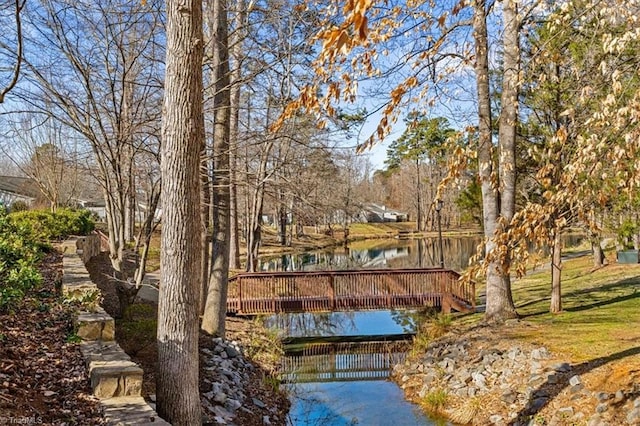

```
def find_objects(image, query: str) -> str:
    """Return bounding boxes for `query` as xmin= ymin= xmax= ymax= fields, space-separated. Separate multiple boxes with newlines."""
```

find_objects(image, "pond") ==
xmin=259 ymin=236 xmax=482 ymax=273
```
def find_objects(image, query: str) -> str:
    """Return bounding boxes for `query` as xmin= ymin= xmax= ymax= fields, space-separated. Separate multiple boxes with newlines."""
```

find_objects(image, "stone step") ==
xmin=101 ymin=396 xmax=170 ymax=425
xmin=80 ymin=341 xmax=131 ymax=368
xmin=90 ymin=360 xmax=143 ymax=399
xmin=75 ymin=308 xmax=115 ymax=341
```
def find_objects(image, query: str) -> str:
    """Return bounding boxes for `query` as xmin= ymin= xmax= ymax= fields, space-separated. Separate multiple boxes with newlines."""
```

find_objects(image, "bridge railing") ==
xmin=281 ymin=341 xmax=409 ymax=383
xmin=227 ymin=268 xmax=475 ymax=315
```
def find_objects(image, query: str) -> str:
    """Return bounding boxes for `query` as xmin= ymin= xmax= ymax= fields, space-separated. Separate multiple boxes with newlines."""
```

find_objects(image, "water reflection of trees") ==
xmin=259 ymin=237 xmax=483 ymax=272
xmin=388 ymin=308 xmax=436 ymax=334
xmin=258 ymin=234 xmax=584 ymax=273
xmin=286 ymin=384 xmax=362 ymax=426
xmin=265 ymin=311 xmax=358 ymax=337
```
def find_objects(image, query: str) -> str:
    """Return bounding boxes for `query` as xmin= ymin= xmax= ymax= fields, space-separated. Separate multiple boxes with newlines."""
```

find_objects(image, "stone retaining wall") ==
xmin=75 ymin=233 xmax=101 ymax=264
xmin=61 ymin=238 xmax=170 ymax=425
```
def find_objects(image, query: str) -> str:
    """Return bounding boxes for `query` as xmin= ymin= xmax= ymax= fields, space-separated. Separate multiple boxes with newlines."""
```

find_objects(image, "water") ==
xmin=259 ymin=234 xmax=586 ymax=273
xmin=275 ymin=310 xmax=432 ymax=426
xmin=265 ymin=310 xmax=418 ymax=338
xmin=288 ymin=380 xmax=429 ymax=426
xmin=263 ymin=235 xmax=585 ymax=425
xmin=259 ymin=236 xmax=482 ymax=272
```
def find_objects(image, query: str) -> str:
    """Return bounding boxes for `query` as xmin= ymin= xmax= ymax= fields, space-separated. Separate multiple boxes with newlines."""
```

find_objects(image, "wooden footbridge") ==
xmin=280 ymin=341 xmax=410 ymax=383
xmin=226 ymin=268 xmax=475 ymax=315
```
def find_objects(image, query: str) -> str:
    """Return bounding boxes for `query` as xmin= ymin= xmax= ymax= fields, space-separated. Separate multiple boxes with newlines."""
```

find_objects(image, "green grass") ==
xmin=457 ymin=252 xmax=640 ymax=361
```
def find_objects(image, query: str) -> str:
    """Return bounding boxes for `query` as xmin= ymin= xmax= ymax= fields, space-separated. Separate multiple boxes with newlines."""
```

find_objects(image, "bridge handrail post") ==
xmin=237 ymin=276 xmax=243 ymax=314
xmin=329 ymin=274 xmax=336 ymax=310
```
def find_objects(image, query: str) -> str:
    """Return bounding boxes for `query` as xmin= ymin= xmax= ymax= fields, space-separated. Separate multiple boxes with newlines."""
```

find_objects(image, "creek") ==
xmin=260 ymin=234 xmax=585 ymax=425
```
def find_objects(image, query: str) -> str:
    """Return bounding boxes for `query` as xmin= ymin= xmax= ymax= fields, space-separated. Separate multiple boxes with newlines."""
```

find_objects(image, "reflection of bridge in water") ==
xmin=227 ymin=268 xmax=475 ymax=315
xmin=280 ymin=340 xmax=410 ymax=383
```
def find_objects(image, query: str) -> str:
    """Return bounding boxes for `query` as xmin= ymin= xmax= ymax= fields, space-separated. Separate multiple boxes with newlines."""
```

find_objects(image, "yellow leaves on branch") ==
xmin=319 ymin=0 xmax=373 ymax=62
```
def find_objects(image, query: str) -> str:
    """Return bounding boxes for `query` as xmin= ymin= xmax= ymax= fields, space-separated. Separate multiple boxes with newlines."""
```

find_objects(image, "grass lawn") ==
xmin=459 ymin=252 xmax=640 ymax=363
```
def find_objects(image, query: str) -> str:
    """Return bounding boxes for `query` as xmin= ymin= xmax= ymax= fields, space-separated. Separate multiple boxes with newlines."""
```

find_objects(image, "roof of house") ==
xmin=0 ymin=175 xmax=40 ymax=199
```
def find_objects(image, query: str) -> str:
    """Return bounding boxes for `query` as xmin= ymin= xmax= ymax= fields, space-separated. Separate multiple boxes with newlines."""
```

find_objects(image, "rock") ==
xmin=214 ymin=392 xmax=227 ymax=404
xmin=422 ymin=372 xmax=437 ymax=387
xmin=635 ymin=397 xmax=640 ymax=408
xmin=557 ymin=406 xmax=574 ymax=416
xmin=501 ymin=390 xmax=517 ymax=404
xmin=530 ymin=361 xmax=543 ymax=374
xmin=595 ymin=403 xmax=608 ymax=413
xmin=43 ymin=390 xmax=56 ymax=397
xmin=472 ymin=372 xmax=486 ymax=388
xmin=225 ymin=398 xmax=242 ymax=412
xmin=569 ymin=375 xmax=581 ymax=387
xmin=213 ymin=405 xmax=234 ymax=420
xmin=627 ymin=408 xmax=640 ymax=425
xmin=595 ymin=392 xmax=609 ymax=402
xmin=547 ymin=373 xmax=559 ymax=384
xmin=457 ymin=370 xmax=472 ymax=384
xmin=528 ymin=397 xmax=548 ymax=413
xmin=533 ymin=389 xmax=549 ymax=398
xmin=570 ymin=384 xmax=585 ymax=394
xmin=615 ymin=390 xmax=625 ymax=403
xmin=587 ymin=414 xmax=605 ymax=426
xmin=489 ymin=414 xmax=503 ymax=424
xmin=552 ymin=362 xmax=572 ymax=373
xmin=252 ymin=398 xmax=267 ymax=409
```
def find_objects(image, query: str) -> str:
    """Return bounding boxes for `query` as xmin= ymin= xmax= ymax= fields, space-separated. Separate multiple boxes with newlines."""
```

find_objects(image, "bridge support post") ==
xmin=442 ymin=292 xmax=453 ymax=314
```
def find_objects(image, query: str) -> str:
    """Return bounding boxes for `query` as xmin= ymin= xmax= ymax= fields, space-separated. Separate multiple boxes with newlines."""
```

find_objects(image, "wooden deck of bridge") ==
xmin=226 ymin=268 xmax=475 ymax=315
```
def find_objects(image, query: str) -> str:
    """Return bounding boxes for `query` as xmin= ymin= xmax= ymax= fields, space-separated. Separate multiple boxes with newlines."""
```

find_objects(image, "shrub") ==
xmin=9 ymin=200 xmax=29 ymax=213
xmin=0 ymin=211 xmax=43 ymax=312
xmin=8 ymin=208 xmax=95 ymax=241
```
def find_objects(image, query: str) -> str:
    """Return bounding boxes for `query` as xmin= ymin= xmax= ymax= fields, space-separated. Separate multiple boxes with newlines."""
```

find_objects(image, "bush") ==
xmin=8 ymin=200 xmax=29 ymax=213
xmin=0 ymin=211 xmax=43 ymax=312
xmin=8 ymin=208 xmax=95 ymax=241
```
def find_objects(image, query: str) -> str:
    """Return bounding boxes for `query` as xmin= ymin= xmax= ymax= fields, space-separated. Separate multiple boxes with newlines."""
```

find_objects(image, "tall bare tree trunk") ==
xmin=156 ymin=0 xmax=203 ymax=422
xmin=227 ymin=0 xmax=246 ymax=270
xmin=200 ymin=156 xmax=211 ymax=316
xmin=202 ymin=0 xmax=231 ymax=337
xmin=473 ymin=0 xmax=518 ymax=322
xmin=550 ymin=229 xmax=562 ymax=313
xmin=493 ymin=0 xmax=519 ymax=320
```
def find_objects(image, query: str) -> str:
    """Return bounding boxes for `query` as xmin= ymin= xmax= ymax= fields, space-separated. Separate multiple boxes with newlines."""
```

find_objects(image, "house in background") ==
xmin=359 ymin=204 xmax=409 ymax=223
xmin=0 ymin=176 xmax=39 ymax=207
xmin=0 ymin=175 xmax=106 ymax=219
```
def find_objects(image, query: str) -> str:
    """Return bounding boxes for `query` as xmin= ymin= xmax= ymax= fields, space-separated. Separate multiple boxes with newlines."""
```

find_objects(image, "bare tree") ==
xmin=14 ymin=0 xmax=164 ymax=274
xmin=0 ymin=113 xmax=80 ymax=211
xmin=0 ymin=0 xmax=26 ymax=103
xmin=202 ymin=0 xmax=232 ymax=336
xmin=156 ymin=0 xmax=203 ymax=422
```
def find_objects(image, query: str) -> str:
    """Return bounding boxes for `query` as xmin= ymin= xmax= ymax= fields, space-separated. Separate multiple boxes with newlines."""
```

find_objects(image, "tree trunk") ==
xmin=590 ymin=234 xmax=606 ymax=268
xmin=550 ymin=230 xmax=562 ymax=313
xmin=415 ymin=157 xmax=423 ymax=232
xmin=134 ymin=188 xmax=160 ymax=288
xmin=156 ymin=0 xmax=203 ymax=423
xmin=246 ymin=184 xmax=265 ymax=272
xmin=200 ymin=157 xmax=211 ymax=316
xmin=473 ymin=0 xmax=518 ymax=322
xmin=493 ymin=0 xmax=520 ymax=320
xmin=202 ymin=0 xmax=231 ymax=337
xmin=227 ymin=0 xmax=246 ymax=270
